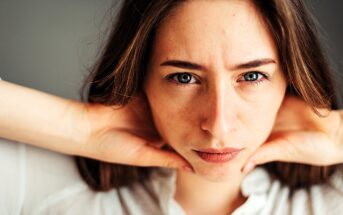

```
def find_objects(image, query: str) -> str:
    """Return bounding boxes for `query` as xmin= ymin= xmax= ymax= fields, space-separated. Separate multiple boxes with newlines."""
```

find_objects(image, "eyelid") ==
xmin=165 ymin=72 xmax=200 ymax=85
xmin=237 ymin=71 xmax=269 ymax=82
xmin=165 ymin=71 xmax=269 ymax=87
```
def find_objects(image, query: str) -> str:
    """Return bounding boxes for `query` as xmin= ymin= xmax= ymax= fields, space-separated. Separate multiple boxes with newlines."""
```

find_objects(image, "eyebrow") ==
xmin=160 ymin=58 xmax=276 ymax=71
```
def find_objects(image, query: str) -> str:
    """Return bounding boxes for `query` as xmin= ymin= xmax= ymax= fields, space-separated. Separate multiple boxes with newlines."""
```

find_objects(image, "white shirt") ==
xmin=1 ymin=138 xmax=343 ymax=215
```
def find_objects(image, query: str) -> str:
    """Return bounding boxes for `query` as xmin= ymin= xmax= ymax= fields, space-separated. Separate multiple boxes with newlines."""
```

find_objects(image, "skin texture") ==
xmin=145 ymin=0 xmax=286 ymax=180
xmin=0 ymin=1 xmax=341 ymax=214
xmin=143 ymin=1 xmax=287 ymax=214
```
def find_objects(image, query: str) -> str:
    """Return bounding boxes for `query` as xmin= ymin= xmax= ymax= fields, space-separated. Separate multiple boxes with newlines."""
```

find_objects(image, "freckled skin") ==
xmin=144 ymin=0 xmax=287 ymax=181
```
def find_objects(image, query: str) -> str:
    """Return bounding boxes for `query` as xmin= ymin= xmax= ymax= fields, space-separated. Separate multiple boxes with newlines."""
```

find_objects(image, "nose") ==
xmin=200 ymin=80 xmax=236 ymax=140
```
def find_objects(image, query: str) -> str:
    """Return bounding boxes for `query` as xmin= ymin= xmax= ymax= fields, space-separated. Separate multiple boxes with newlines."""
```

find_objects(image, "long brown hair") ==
xmin=76 ymin=0 xmax=340 ymax=192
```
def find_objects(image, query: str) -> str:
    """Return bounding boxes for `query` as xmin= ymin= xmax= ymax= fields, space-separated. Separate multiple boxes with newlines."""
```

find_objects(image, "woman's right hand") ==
xmin=80 ymin=95 xmax=193 ymax=172
xmin=0 ymin=80 xmax=192 ymax=171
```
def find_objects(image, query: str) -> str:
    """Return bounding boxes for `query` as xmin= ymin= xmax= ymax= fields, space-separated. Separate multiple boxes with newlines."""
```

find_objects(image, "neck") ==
xmin=174 ymin=170 xmax=247 ymax=215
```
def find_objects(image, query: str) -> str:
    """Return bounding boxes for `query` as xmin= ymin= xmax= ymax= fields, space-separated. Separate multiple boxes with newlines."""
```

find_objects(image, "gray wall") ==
xmin=0 ymin=0 xmax=342 ymax=106
xmin=0 ymin=0 xmax=120 ymax=99
xmin=306 ymin=0 xmax=343 ymax=107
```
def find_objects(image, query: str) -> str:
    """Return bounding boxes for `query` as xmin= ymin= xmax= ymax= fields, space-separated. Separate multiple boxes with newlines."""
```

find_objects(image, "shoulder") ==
xmin=0 ymin=138 xmax=26 ymax=214
xmin=238 ymin=165 xmax=343 ymax=215
xmin=35 ymin=168 xmax=167 ymax=215
xmin=0 ymin=138 xmax=86 ymax=213
xmin=286 ymin=165 xmax=343 ymax=215
xmin=0 ymin=138 xmax=165 ymax=215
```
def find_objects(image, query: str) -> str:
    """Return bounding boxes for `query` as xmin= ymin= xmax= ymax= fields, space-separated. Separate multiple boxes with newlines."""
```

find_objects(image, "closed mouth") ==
xmin=193 ymin=149 xmax=242 ymax=163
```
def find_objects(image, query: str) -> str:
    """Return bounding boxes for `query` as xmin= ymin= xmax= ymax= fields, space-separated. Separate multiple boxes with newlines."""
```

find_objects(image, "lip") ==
xmin=193 ymin=147 xmax=243 ymax=163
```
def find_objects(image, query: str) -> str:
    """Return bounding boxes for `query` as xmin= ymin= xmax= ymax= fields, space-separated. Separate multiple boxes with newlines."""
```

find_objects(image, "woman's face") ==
xmin=144 ymin=0 xmax=287 ymax=181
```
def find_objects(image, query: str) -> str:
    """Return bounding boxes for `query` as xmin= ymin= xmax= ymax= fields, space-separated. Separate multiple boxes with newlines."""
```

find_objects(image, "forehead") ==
xmin=152 ymin=0 xmax=277 ymax=67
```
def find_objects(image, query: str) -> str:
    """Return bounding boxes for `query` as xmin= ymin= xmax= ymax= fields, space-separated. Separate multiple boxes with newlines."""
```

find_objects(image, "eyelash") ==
xmin=238 ymin=71 xmax=270 ymax=86
xmin=165 ymin=73 xmax=199 ymax=86
xmin=165 ymin=71 xmax=269 ymax=86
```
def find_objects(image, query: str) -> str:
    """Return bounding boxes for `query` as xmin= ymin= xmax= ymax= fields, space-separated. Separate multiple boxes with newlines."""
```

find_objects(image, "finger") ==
xmin=136 ymin=144 xmax=194 ymax=172
xmin=252 ymin=139 xmax=291 ymax=164
xmin=241 ymin=135 xmax=296 ymax=173
xmin=93 ymin=130 xmax=193 ymax=172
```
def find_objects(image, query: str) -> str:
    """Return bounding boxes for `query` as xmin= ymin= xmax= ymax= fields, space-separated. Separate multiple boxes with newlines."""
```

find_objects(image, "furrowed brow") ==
xmin=160 ymin=60 xmax=205 ymax=70
xmin=160 ymin=58 xmax=276 ymax=71
xmin=231 ymin=58 xmax=276 ymax=70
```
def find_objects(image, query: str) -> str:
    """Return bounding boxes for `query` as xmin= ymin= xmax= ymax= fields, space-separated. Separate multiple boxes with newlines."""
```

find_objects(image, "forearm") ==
xmin=0 ymin=80 xmax=90 ymax=155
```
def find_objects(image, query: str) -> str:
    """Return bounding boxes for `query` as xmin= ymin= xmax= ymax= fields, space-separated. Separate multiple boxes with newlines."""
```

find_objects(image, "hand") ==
xmin=0 ymin=80 xmax=188 ymax=172
xmin=80 ymin=94 xmax=193 ymax=172
xmin=242 ymin=96 xmax=343 ymax=173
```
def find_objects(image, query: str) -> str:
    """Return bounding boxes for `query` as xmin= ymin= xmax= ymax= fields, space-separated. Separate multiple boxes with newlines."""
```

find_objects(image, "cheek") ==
xmin=238 ymin=87 xmax=284 ymax=148
xmin=243 ymin=106 xmax=275 ymax=142
xmin=147 ymin=90 xmax=196 ymax=145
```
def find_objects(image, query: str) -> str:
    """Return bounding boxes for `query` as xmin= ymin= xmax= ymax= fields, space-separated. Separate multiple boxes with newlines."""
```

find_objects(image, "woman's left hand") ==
xmin=242 ymin=96 xmax=343 ymax=173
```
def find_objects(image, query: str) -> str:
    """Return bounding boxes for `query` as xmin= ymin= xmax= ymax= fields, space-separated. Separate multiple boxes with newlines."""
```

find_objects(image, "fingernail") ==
xmin=182 ymin=165 xmax=194 ymax=173
xmin=242 ymin=161 xmax=255 ymax=174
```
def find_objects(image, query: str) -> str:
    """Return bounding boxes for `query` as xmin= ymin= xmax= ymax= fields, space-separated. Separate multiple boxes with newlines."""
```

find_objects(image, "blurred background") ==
xmin=0 ymin=0 xmax=342 ymax=106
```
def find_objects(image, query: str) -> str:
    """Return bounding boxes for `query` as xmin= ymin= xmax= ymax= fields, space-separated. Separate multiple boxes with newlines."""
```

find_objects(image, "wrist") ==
xmin=67 ymin=101 xmax=93 ymax=156
xmin=77 ymin=102 xmax=117 ymax=157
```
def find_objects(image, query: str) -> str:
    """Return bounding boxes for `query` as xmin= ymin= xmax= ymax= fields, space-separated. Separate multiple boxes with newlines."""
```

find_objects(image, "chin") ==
xmin=192 ymin=163 xmax=242 ymax=182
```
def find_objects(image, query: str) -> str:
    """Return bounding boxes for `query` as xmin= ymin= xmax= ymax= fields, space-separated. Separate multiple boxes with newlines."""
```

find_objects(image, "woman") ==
xmin=1 ymin=0 xmax=343 ymax=214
